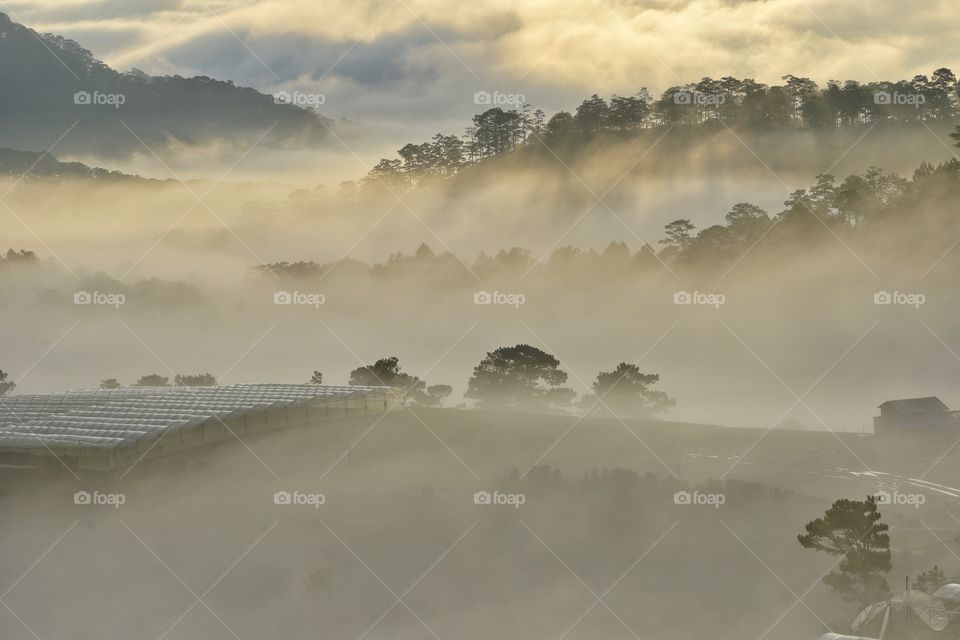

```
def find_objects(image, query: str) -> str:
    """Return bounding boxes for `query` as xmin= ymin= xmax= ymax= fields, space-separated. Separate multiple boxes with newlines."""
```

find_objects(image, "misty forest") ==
xmin=3 ymin=3 xmax=960 ymax=640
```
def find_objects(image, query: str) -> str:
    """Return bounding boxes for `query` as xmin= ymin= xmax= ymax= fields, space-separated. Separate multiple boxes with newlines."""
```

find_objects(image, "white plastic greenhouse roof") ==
xmin=935 ymin=583 xmax=960 ymax=602
xmin=0 ymin=384 xmax=388 ymax=450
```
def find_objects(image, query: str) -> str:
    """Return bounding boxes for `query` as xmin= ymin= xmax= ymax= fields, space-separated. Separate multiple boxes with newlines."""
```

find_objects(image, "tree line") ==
xmin=258 ymin=153 xmax=960 ymax=282
xmin=0 ymin=347 xmax=674 ymax=418
xmin=97 ymin=373 xmax=219 ymax=389
xmin=0 ymin=249 xmax=38 ymax=269
xmin=6 ymin=154 xmax=960 ymax=296
xmin=0 ymin=371 xmax=220 ymax=397
xmin=357 ymin=69 xmax=960 ymax=191
xmin=8 ymin=155 xmax=960 ymax=289
xmin=307 ymin=347 xmax=673 ymax=417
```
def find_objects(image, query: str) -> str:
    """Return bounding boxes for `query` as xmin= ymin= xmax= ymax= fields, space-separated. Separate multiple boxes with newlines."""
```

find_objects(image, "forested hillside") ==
xmin=0 ymin=12 xmax=331 ymax=157
xmin=361 ymin=70 xmax=960 ymax=190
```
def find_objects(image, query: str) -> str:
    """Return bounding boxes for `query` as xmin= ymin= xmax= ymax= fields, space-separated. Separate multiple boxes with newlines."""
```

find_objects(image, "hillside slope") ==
xmin=0 ymin=12 xmax=331 ymax=157
xmin=0 ymin=147 xmax=152 ymax=182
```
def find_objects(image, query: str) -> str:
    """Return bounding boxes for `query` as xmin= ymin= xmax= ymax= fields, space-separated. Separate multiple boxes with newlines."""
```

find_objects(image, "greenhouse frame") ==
xmin=0 ymin=384 xmax=403 ymax=471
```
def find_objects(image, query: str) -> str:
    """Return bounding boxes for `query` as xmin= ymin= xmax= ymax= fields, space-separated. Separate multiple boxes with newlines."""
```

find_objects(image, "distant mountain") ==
xmin=0 ymin=12 xmax=331 ymax=158
xmin=0 ymin=147 xmax=150 ymax=182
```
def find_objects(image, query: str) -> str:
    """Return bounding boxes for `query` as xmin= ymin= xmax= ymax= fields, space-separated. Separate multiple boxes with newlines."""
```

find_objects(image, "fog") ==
xmin=3 ymin=409 xmax=960 ymax=640
xmin=7 ymin=2 xmax=960 ymax=638
xmin=3 ymin=124 xmax=960 ymax=432
xmin=3 ymin=130 xmax=960 ymax=640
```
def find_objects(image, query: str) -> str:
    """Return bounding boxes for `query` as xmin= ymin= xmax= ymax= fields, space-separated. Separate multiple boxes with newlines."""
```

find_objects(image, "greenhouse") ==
xmin=0 ymin=384 xmax=403 ymax=471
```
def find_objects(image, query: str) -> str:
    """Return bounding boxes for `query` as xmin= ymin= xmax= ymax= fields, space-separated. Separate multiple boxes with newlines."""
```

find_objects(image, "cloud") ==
xmin=21 ymin=0 xmax=959 ymax=93
xmin=163 ymin=25 xmax=454 ymax=89
xmin=9 ymin=0 xmax=960 ymax=179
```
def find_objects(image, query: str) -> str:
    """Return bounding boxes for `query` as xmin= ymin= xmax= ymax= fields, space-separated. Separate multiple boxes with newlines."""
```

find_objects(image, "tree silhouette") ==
xmin=419 ymin=384 xmax=453 ymax=407
xmin=0 ymin=249 xmax=38 ymax=269
xmin=583 ymin=363 xmax=674 ymax=418
xmin=174 ymin=373 xmax=217 ymax=386
xmin=100 ymin=378 xmax=120 ymax=390
xmin=466 ymin=344 xmax=575 ymax=411
xmin=309 ymin=370 xmax=324 ymax=384
xmin=349 ymin=356 xmax=425 ymax=399
xmin=912 ymin=565 xmax=946 ymax=594
xmin=660 ymin=219 xmax=696 ymax=251
xmin=723 ymin=203 xmax=770 ymax=244
xmin=608 ymin=91 xmax=651 ymax=131
xmin=544 ymin=111 xmax=575 ymax=140
xmin=135 ymin=374 xmax=170 ymax=387
xmin=574 ymin=95 xmax=610 ymax=134
xmin=0 ymin=369 xmax=15 ymax=396
xmin=468 ymin=108 xmax=524 ymax=159
xmin=798 ymin=496 xmax=891 ymax=606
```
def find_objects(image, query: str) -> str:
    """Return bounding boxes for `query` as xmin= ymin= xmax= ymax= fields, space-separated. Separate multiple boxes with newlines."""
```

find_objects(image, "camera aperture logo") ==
xmin=873 ymin=91 xmax=926 ymax=108
xmin=874 ymin=290 xmax=925 ymax=309
xmin=74 ymin=490 xmax=126 ymax=508
xmin=274 ymin=290 xmax=326 ymax=308
xmin=674 ymin=290 xmax=725 ymax=308
xmin=673 ymin=91 xmax=726 ymax=106
xmin=73 ymin=91 xmax=126 ymax=108
xmin=273 ymin=490 xmax=326 ymax=508
xmin=473 ymin=290 xmax=526 ymax=309
xmin=673 ymin=491 xmax=725 ymax=508
xmin=273 ymin=91 xmax=326 ymax=108
xmin=473 ymin=91 xmax=526 ymax=106
xmin=874 ymin=490 xmax=925 ymax=508
xmin=74 ymin=290 xmax=126 ymax=308
xmin=473 ymin=490 xmax=526 ymax=509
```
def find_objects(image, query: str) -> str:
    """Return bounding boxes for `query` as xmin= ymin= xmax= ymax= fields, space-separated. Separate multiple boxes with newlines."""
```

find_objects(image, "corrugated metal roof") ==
xmin=878 ymin=397 xmax=949 ymax=415
xmin=0 ymin=384 xmax=389 ymax=449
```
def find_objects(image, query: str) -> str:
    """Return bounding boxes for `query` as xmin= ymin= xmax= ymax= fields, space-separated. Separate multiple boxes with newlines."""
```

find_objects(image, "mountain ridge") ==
xmin=0 ymin=147 xmax=158 ymax=182
xmin=0 ymin=12 xmax=332 ymax=158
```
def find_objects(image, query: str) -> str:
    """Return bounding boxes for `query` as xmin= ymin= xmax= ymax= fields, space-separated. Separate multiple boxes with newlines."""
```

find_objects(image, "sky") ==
xmin=4 ymin=0 xmax=960 ymax=181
